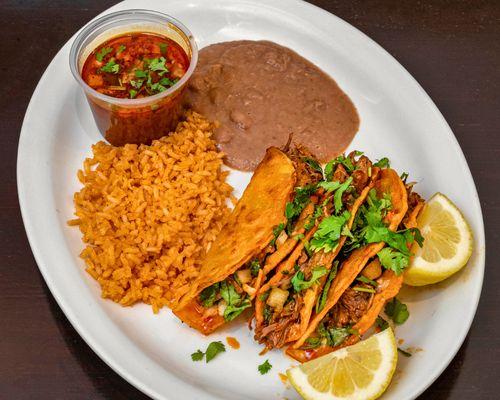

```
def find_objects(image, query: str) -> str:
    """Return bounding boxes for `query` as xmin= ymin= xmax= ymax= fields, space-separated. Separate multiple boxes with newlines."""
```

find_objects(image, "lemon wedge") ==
xmin=404 ymin=193 xmax=473 ymax=286
xmin=287 ymin=328 xmax=397 ymax=400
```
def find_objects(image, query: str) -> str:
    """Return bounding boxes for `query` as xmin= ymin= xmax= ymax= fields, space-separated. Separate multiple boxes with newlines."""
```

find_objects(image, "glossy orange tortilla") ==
xmin=174 ymin=147 xmax=297 ymax=334
xmin=287 ymin=169 xmax=409 ymax=360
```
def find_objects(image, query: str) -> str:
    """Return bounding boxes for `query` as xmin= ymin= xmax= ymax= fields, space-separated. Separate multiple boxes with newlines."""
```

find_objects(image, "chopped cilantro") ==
xmin=377 ymin=247 xmax=409 ymax=275
xmin=205 ymin=341 xmax=226 ymax=362
xmin=317 ymin=178 xmax=353 ymax=214
xmin=303 ymin=239 xmax=313 ymax=257
xmin=376 ymin=316 xmax=389 ymax=331
xmin=199 ymin=283 xmax=219 ymax=308
xmin=291 ymin=265 xmax=328 ymax=292
xmin=270 ymin=222 xmax=285 ymax=246
xmin=220 ymin=281 xmax=251 ymax=321
xmin=148 ymin=56 xmax=169 ymax=74
xmin=129 ymin=89 xmax=137 ymax=99
xmin=400 ymin=172 xmax=409 ymax=182
xmin=327 ymin=326 xmax=358 ymax=346
xmin=159 ymin=77 xmax=176 ymax=87
xmin=316 ymin=261 xmax=338 ymax=313
xmin=303 ymin=337 xmax=323 ymax=349
xmin=304 ymin=205 xmax=323 ymax=231
xmin=324 ymin=155 xmax=355 ymax=180
xmin=285 ymin=185 xmax=317 ymax=222
xmin=250 ymin=260 xmax=261 ymax=277
xmin=333 ymin=177 xmax=353 ymax=214
xmin=116 ymin=44 xmax=126 ymax=55
xmin=95 ymin=47 xmax=113 ymax=62
xmin=258 ymin=359 xmax=272 ymax=375
xmin=317 ymin=323 xmax=358 ymax=347
xmin=259 ymin=291 xmax=270 ymax=302
xmin=263 ymin=304 xmax=272 ymax=322
xmin=310 ymin=210 xmax=351 ymax=252
xmin=149 ymin=81 xmax=168 ymax=93
xmin=130 ymin=80 xmax=143 ymax=89
xmin=409 ymin=227 xmax=425 ymax=247
xmin=356 ymin=275 xmax=378 ymax=287
xmin=385 ymin=298 xmax=409 ymax=325
xmin=159 ymin=42 xmax=168 ymax=55
xmin=135 ymin=69 xmax=147 ymax=78
xmin=302 ymin=157 xmax=323 ymax=174
xmin=100 ymin=58 xmax=119 ymax=74
xmin=191 ymin=349 xmax=204 ymax=361
xmin=224 ymin=298 xmax=251 ymax=321
xmin=354 ymin=150 xmax=364 ymax=156
xmin=374 ymin=157 xmax=390 ymax=168
xmin=318 ymin=181 xmax=342 ymax=192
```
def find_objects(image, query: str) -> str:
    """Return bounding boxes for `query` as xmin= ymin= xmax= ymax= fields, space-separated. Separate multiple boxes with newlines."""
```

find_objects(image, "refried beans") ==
xmin=185 ymin=40 xmax=359 ymax=171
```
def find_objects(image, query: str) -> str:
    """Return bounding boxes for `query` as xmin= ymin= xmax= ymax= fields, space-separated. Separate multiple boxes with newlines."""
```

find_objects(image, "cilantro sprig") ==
xmin=291 ymin=265 xmax=328 ymax=292
xmin=310 ymin=211 xmax=351 ymax=253
xmin=95 ymin=47 xmax=113 ymax=62
xmin=190 ymin=341 xmax=226 ymax=363
xmin=342 ymin=189 xmax=424 ymax=275
xmin=285 ymin=185 xmax=317 ymax=231
xmin=305 ymin=323 xmax=359 ymax=349
xmin=385 ymin=297 xmax=409 ymax=325
xmin=100 ymin=58 xmax=119 ymax=74
xmin=324 ymin=155 xmax=356 ymax=180
xmin=258 ymin=359 xmax=272 ymax=375
xmin=220 ymin=281 xmax=251 ymax=321
xmin=199 ymin=283 xmax=219 ymax=308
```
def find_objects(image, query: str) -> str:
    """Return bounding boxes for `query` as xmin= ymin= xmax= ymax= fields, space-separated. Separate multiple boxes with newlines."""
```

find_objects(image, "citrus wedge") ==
xmin=404 ymin=193 xmax=473 ymax=286
xmin=287 ymin=328 xmax=397 ymax=400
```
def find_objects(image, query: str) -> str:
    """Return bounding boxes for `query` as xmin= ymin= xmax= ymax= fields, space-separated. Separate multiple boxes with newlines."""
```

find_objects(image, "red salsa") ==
xmin=80 ymin=32 xmax=192 ymax=146
xmin=82 ymin=33 xmax=189 ymax=99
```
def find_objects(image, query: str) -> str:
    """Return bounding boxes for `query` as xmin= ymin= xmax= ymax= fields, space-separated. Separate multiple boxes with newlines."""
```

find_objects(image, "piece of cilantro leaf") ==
xmin=385 ymin=297 xmax=409 ymax=325
xmin=205 ymin=341 xmax=226 ymax=362
xmin=291 ymin=265 xmax=328 ymax=292
xmin=258 ymin=359 xmax=272 ymax=375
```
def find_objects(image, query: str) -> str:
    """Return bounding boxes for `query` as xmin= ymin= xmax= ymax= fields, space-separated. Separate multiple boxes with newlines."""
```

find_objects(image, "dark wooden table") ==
xmin=1 ymin=0 xmax=498 ymax=398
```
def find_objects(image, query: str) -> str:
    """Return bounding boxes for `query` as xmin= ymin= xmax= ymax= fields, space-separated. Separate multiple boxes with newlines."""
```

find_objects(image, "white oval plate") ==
xmin=18 ymin=0 xmax=485 ymax=399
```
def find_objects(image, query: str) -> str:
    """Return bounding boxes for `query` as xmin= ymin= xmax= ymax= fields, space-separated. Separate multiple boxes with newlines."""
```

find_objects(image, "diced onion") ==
xmin=276 ymin=230 xmax=288 ymax=247
xmin=236 ymin=269 xmax=252 ymax=284
xmin=218 ymin=300 xmax=227 ymax=316
xmin=266 ymin=288 xmax=289 ymax=312
xmin=242 ymin=283 xmax=257 ymax=296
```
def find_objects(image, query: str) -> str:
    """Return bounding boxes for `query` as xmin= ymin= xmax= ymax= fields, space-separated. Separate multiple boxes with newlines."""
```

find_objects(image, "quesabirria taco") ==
xmin=253 ymin=152 xmax=383 ymax=350
xmin=173 ymin=145 xmax=323 ymax=334
xmin=287 ymin=170 xmax=425 ymax=362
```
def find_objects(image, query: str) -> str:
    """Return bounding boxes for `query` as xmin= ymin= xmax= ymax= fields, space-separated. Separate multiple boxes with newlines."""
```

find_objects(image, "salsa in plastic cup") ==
xmin=69 ymin=9 xmax=198 ymax=146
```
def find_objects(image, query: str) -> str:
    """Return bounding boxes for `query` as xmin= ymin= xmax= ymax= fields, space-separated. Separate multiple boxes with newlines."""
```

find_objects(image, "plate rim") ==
xmin=17 ymin=0 xmax=485 ymax=399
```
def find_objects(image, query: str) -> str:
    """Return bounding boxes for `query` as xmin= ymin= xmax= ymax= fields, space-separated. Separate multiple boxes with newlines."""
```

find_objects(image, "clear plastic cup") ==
xmin=69 ymin=9 xmax=198 ymax=146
